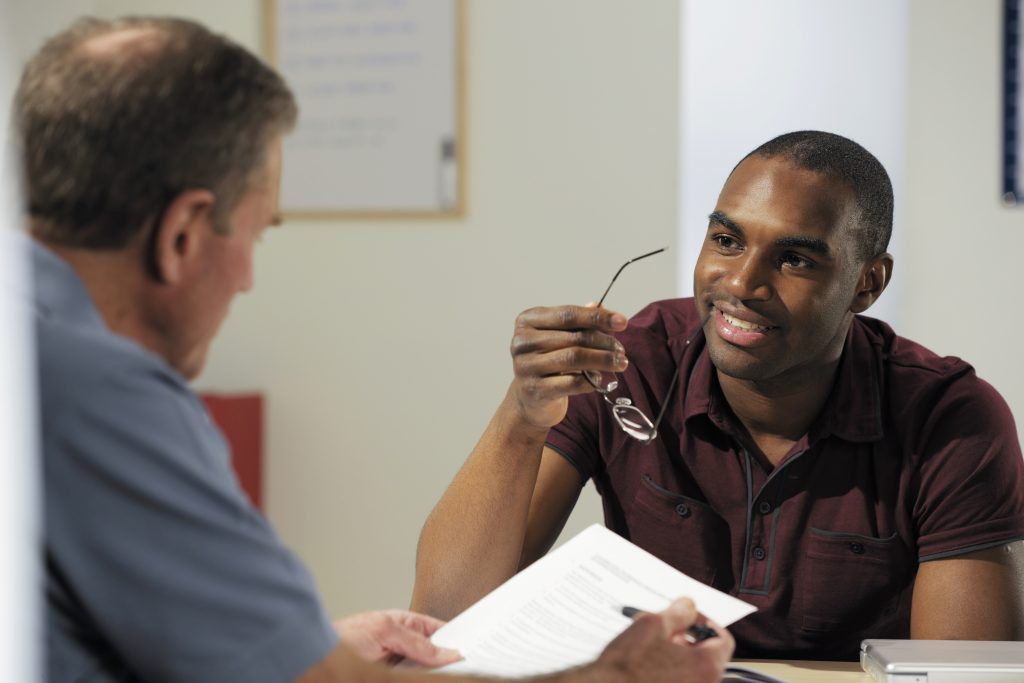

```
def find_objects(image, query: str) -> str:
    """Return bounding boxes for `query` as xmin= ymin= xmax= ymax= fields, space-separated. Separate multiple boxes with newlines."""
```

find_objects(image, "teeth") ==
xmin=723 ymin=311 xmax=771 ymax=332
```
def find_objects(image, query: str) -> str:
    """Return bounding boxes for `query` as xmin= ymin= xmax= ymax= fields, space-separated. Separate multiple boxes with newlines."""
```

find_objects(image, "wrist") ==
xmin=499 ymin=388 xmax=556 ymax=443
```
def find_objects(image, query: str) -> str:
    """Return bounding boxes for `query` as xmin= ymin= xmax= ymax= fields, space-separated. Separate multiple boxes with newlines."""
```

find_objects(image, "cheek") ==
xmin=693 ymin=249 xmax=720 ymax=288
xmin=790 ymin=284 xmax=853 ymax=338
xmin=229 ymin=243 xmax=256 ymax=289
xmin=816 ymin=271 xmax=860 ymax=315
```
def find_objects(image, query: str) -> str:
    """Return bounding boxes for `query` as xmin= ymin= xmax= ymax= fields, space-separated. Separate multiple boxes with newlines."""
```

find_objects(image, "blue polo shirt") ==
xmin=33 ymin=240 xmax=337 ymax=682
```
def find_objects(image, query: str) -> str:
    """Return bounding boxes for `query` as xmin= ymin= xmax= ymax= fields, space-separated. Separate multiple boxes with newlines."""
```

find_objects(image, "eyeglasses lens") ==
xmin=612 ymin=401 xmax=656 ymax=442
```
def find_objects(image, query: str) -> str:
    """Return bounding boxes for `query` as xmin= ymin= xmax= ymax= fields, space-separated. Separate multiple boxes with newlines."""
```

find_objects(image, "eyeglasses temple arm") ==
xmin=649 ymin=313 xmax=711 ymax=432
xmin=595 ymin=246 xmax=668 ymax=307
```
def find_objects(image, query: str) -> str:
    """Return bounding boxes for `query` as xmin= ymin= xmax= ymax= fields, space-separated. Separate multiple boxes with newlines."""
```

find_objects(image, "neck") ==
xmin=716 ymin=358 xmax=841 ymax=464
xmin=40 ymin=236 xmax=166 ymax=358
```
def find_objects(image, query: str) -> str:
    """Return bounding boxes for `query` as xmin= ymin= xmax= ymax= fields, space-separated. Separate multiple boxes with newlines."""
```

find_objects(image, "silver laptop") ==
xmin=861 ymin=639 xmax=1024 ymax=683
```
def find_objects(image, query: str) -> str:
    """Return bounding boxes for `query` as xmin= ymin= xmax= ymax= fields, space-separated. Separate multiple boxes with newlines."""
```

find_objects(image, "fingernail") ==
xmin=615 ymin=353 xmax=628 ymax=369
xmin=611 ymin=313 xmax=627 ymax=328
xmin=614 ymin=341 xmax=624 ymax=353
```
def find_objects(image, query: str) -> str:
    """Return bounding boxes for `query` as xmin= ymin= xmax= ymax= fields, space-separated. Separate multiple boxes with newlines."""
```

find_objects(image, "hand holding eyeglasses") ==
xmin=506 ymin=248 xmax=665 ymax=436
xmin=507 ymin=247 xmax=707 ymax=443
xmin=508 ymin=303 xmax=630 ymax=432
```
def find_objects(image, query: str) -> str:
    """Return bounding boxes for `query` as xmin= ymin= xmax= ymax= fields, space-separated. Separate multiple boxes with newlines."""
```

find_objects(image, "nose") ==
xmin=724 ymin=252 xmax=772 ymax=302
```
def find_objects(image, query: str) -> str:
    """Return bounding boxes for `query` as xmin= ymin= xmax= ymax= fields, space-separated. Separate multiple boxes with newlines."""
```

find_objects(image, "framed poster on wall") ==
xmin=264 ymin=0 xmax=465 ymax=218
xmin=1004 ymin=0 xmax=1022 ymax=205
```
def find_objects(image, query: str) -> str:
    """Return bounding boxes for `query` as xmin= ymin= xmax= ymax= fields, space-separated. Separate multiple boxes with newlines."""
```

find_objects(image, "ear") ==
xmin=150 ymin=189 xmax=216 ymax=285
xmin=850 ymin=252 xmax=894 ymax=314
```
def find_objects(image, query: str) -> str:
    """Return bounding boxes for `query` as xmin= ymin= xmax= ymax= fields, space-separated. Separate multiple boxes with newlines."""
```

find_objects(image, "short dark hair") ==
xmin=14 ymin=16 xmax=298 ymax=248
xmin=744 ymin=131 xmax=893 ymax=261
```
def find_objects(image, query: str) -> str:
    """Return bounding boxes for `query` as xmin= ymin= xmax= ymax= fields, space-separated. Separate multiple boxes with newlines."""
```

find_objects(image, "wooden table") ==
xmin=735 ymin=659 xmax=872 ymax=682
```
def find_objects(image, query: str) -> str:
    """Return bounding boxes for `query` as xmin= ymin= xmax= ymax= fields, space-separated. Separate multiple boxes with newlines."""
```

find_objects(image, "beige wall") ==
xmin=81 ymin=0 xmax=679 ymax=615
xmin=8 ymin=0 xmax=1021 ymax=619
xmin=903 ymin=0 xmax=1024 ymax=440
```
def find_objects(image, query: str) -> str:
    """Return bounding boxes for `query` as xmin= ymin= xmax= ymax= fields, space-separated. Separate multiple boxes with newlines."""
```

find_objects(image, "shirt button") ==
xmin=752 ymin=546 xmax=766 ymax=560
xmin=757 ymin=501 xmax=773 ymax=515
xmin=674 ymin=503 xmax=691 ymax=518
xmin=849 ymin=542 xmax=865 ymax=555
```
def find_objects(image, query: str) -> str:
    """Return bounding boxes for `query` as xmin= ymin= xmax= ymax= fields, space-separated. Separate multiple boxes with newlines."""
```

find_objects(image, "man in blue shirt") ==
xmin=17 ymin=15 xmax=733 ymax=683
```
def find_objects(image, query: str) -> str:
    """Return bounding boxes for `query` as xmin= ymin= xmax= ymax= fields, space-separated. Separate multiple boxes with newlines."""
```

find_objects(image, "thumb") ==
xmin=381 ymin=627 xmax=461 ymax=668
xmin=658 ymin=598 xmax=698 ymax=638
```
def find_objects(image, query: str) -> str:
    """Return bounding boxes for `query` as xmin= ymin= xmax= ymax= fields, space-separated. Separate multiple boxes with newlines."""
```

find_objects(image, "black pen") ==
xmin=620 ymin=605 xmax=718 ymax=643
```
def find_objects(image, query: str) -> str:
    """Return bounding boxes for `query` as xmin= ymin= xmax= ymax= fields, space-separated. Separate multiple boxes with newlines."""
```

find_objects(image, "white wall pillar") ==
xmin=678 ymin=0 xmax=908 ymax=326
xmin=0 ymin=9 xmax=40 ymax=682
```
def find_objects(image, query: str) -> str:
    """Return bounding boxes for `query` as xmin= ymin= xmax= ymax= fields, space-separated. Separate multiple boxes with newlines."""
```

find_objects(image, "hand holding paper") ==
xmin=597 ymin=597 xmax=734 ymax=683
xmin=430 ymin=524 xmax=755 ymax=677
xmin=333 ymin=610 xmax=460 ymax=667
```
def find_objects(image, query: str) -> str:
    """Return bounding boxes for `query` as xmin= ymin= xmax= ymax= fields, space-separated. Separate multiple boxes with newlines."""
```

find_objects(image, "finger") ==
xmin=657 ymin=598 xmax=699 ymax=638
xmin=387 ymin=610 xmax=448 ymax=637
xmin=514 ymin=373 xmax=604 ymax=407
xmin=516 ymin=347 xmax=628 ymax=380
xmin=693 ymin=618 xmax=733 ymax=648
xmin=377 ymin=625 xmax=461 ymax=668
xmin=515 ymin=363 xmax=632 ymax=403
xmin=511 ymin=328 xmax=625 ymax=357
xmin=688 ymin=619 xmax=735 ymax=668
xmin=516 ymin=305 xmax=628 ymax=333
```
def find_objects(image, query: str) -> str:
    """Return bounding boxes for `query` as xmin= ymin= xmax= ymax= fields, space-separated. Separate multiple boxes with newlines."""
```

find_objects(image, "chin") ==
xmin=706 ymin=344 xmax=777 ymax=382
xmin=178 ymin=364 xmax=204 ymax=382
xmin=174 ymin=350 xmax=209 ymax=382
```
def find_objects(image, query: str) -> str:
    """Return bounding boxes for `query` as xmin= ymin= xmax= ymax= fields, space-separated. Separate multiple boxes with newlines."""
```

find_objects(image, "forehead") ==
xmin=715 ymin=155 xmax=855 ymax=240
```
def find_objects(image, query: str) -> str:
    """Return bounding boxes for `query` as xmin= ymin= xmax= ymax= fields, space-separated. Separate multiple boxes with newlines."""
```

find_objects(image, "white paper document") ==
xmin=430 ymin=524 xmax=756 ymax=677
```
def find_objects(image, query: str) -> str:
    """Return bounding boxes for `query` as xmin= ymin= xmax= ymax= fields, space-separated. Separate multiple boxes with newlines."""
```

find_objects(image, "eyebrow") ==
xmin=707 ymin=211 xmax=832 ymax=257
xmin=708 ymin=210 xmax=741 ymax=232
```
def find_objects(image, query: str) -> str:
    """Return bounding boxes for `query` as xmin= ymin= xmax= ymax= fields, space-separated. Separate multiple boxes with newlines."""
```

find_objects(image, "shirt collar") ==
xmin=30 ymin=237 xmax=107 ymax=331
xmin=818 ymin=320 xmax=885 ymax=442
xmin=681 ymin=319 xmax=884 ymax=444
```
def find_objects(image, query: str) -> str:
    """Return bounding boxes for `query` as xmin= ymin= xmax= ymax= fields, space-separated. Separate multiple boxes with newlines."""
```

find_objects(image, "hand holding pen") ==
xmin=598 ymin=598 xmax=734 ymax=683
xmin=621 ymin=605 xmax=721 ymax=643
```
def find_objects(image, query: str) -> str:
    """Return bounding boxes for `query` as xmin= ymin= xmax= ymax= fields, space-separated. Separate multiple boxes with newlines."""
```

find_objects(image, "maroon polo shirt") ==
xmin=546 ymin=297 xmax=1024 ymax=661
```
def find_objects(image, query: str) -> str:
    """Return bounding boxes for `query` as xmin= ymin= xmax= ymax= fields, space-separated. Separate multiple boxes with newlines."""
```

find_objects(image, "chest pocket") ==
xmin=800 ymin=527 xmax=913 ymax=634
xmin=626 ymin=474 xmax=732 ymax=588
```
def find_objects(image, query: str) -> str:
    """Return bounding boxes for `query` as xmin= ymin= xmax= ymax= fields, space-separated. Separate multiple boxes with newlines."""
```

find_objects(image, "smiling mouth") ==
xmin=719 ymin=309 xmax=775 ymax=333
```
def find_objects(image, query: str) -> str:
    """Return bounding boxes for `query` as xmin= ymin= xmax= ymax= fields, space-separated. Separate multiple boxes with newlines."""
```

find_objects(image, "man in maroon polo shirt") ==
xmin=412 ymin=131 xmax=1024 ymax=660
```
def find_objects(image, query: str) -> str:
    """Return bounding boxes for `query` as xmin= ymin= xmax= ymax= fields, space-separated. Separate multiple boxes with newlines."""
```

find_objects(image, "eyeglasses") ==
xmin=583 ymin=247 xmax=707 ymax=444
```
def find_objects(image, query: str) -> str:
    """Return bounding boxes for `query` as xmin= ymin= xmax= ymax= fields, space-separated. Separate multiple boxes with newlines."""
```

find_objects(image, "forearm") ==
xmin=414 ymin=303 xmax=628 ymax=619
xmin=304 ymin=649 xmax=600 ymax=683
xmin=412 ymin=388 xmax=550 ymax=618
xmin=299 ymin=644 xmax=486 ymax=683
xmin=305 ymin=601 xmax=731 ymax=683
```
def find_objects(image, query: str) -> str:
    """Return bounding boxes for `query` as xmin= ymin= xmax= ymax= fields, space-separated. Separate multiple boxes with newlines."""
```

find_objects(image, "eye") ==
xmin=779 ymin=252 xmax=814 ymax=269
xmin=711 ymin=234 xmax=741 ymax=251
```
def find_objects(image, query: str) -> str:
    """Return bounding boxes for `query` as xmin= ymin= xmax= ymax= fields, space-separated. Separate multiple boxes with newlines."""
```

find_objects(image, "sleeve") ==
xmin=909 ymin=369 xmax=1024 ymax=561
xmin=545 ymin=392 xmax=605 ymax=481
xmin=44 ymin=366 xmax=338 ymax=683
